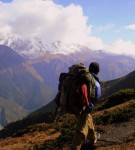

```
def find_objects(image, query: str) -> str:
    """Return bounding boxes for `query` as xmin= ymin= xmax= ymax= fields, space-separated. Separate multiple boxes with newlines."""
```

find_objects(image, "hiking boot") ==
xmin=94 ymin=132 xmax=100 ymax=143
xmin=70 ymin=144 xmax=81 ymax=150
xmin=84 ymin=132 xmax=100 ymax=147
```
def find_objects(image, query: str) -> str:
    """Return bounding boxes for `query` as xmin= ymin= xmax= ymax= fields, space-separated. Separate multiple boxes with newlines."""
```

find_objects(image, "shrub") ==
xmin=95 ymin=88 xmax=135 ymax=111
xmin=94 ymin=104 xmax=135 ymax=125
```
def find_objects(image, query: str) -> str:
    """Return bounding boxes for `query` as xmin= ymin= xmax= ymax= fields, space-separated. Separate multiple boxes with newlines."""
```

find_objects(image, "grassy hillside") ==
xmin=0 ymin=89 xmax=135 ymax=149
xmin=0 ymin=97 xmax=28 ymax=128
xmin=94 ymin=89 xmax=135 ymax=124
xmin=96 ymin=88 xmax=135 ymax=111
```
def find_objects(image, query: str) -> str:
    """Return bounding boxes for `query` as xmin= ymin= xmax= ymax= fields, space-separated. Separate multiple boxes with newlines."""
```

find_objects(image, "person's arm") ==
xmin=95 ymin=81 xmax=101 ymax=99
xmin=81 ymin=84 xmax=89 ymax=107
xmin=81 ymin=84 xmax=94 ymax=113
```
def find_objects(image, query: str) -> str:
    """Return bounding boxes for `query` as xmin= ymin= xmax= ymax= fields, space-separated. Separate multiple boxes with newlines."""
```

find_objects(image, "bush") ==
xmin=95 ymin=89 xmax=135 ymax=111
xmin=36 ymin=114 xmax=77 ymax=149
xmin=94 ymin=104 xmax=135 ymax=125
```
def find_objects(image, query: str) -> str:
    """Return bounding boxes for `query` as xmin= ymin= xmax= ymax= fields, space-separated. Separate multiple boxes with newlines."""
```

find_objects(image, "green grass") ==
xmin=95 ymin=88 xmax=135 ymax=111
xmin=94 ymin=104 xmax=135 ymax=125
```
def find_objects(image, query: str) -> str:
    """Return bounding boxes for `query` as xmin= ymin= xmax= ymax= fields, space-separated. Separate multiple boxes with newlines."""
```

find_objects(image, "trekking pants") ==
xmin=72 ymin=111 xmax=96 ymax=150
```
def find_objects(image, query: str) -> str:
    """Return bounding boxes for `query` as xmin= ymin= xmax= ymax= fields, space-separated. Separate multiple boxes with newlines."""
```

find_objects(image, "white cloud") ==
xmin=104 ymin=39 xmax=135 ymax=56
xmin=0 ymin=0 xmax=103 ymax=50
xmin=96 ymin=23 xmax=115 ymax=32
xmin=126 ymin=24 xmax=135 ymax=30
xmin=0 ymin=0 xmax=135 ymax=57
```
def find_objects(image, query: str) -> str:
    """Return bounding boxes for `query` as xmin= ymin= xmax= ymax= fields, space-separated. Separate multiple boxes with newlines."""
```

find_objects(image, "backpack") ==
xmin=60 ymin=63 xmax=96 ymax=115
xmin=54 ymin=72 xmax=68 ymax=106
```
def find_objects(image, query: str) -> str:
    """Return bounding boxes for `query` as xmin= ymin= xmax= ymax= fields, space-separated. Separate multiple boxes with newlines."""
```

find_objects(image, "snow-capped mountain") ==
xmin=0 ymin=34 xmax=89 ymax=59
xmin=0 ymin=34 xmax=47 ymax=58
xmin=1 ymin=33 xmax=135 ymax=82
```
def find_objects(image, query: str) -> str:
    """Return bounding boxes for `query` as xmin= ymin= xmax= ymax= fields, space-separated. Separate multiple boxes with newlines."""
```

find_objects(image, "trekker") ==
xmin=72 ymin=62 xmax=101 ymax=150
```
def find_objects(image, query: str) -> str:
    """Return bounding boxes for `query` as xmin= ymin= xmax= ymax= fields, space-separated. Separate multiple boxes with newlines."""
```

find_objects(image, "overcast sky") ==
xmin=0 ymin=0 xmax=135 ymax=57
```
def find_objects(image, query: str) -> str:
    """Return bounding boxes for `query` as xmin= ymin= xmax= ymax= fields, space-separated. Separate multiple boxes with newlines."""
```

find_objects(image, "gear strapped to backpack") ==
xmin=60 ymin=63 xmax=96 ymax=115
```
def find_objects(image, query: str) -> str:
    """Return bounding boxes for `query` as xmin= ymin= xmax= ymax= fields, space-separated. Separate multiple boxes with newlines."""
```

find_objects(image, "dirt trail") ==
xmin=94 ymin=119 xmax=135 ymax=150
xmin=61 ymin=119 xmax=135 ymax=150
xmin=80 ymin=99 xmax=135 ymax=150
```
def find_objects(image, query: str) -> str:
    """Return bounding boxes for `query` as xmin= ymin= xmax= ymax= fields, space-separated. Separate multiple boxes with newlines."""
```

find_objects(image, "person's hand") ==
xmin=85 ymin=106 xmax=93 ymax=113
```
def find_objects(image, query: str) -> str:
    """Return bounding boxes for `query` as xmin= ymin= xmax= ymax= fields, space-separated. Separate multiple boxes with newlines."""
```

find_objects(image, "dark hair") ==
xmin=89 ymin=62 xmax=100 ymax=75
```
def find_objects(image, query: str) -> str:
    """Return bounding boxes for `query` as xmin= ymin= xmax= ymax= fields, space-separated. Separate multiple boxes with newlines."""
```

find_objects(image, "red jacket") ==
xmin=81 ymin=84 xmax=90 ymax=107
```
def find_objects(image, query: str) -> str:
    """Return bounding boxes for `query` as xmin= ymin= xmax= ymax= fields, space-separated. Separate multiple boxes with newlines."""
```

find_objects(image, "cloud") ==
xmin=95 ymin=23 xmax=115 ymax=32
xmin=0 ymin=0 xmax=103 ymax=50
xmin=104 ymin=39 xmax=135 ymax=56
xmin=0 ymin=0 xmax=135 ymax=57
xmin=126 ymin=24 xmax=135 ymax=30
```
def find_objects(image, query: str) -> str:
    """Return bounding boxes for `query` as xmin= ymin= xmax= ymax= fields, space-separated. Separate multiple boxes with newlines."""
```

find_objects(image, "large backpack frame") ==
xmin=59 ymin=63 xmax=96 ymax=115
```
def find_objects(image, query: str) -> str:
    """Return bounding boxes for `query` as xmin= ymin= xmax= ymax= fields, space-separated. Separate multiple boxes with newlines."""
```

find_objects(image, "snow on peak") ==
xmin=0 ymin=34 xmax=89 ymax=58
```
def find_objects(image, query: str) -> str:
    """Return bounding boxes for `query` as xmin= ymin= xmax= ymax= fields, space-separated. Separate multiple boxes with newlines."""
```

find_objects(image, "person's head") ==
xmin=89 ymin=62 xmax=100 ymax=75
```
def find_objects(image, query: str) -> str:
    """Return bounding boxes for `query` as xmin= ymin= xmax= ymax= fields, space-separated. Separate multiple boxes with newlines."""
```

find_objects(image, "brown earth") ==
xmin=62 ymin=119 xmax=135 ymax=150
xmin=0 ymin=123 xmax=61 ymax=150
xmin=0 ymin=100 xmax=134 ymax=150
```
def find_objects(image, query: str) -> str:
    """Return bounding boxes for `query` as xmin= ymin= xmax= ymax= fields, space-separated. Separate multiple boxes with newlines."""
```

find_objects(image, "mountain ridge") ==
xmin=0 ymin=45 xmax=56 ymax=128
xmin=1 ymin=34 xmax=135 ymax=82
xmin=101 ymin=70 xmax=135 ymax=97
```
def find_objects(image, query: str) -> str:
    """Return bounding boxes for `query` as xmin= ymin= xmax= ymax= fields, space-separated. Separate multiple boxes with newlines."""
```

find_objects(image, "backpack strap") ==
xmin=91 ymin=73 xmax=100 ymax=84
xmin=91 ymin=73 xmax=101 ymax=105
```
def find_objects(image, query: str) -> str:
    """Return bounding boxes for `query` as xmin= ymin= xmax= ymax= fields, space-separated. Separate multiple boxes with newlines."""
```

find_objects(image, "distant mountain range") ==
xmin=0 ymin=34 xmax=135 ymax=128
xmin=31 ymin=50 xmax=135 ymax=88
xmin=0 ymin=34 xmax=135 ymax=81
